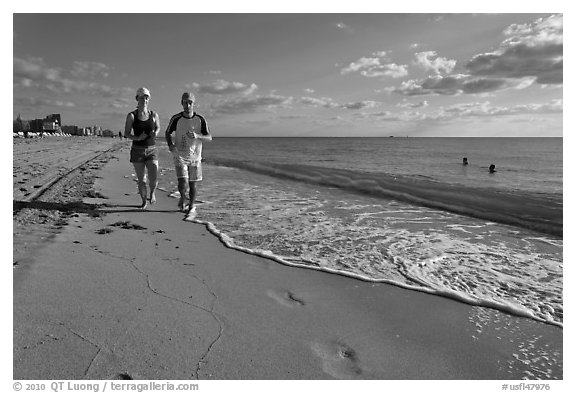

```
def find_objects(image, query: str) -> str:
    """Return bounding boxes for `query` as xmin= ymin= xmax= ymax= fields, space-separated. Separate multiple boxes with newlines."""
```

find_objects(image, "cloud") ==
xmin=392 ymin=74 xmax=531 ymax=96
xmin=299 ymin=96 xmax=339 ymax=109
xmin=461 ymin=78 xmax=519 ymax=94
xmin=212 ymin=94 xmax=292 ymax=114
xmin=278 ymin=114 xmax=308 ymax=119
xmin=414 ymin=51 xmax=456 ymax=75
xmin=193 ymin=79 xmax=258 ymax=95
xmin=397 ymin=99 xmax=428 ymax=109
xmin=299 ymin=97 xmax=380 ymax=110
xmin=387 ymin=14 xmax=563 ymax=97
xmin=13 ymin=56 xmax=130 ymax=97
xmin=14 ymin=96 xmax=76 ymax=108
xmin=392 ymin=74 xmax=467 ymax=96
xmin=341 ymin=100 xmax=379 ymax=110
xmin=356 ymin=110 xmax=419 ymax=122
xmin=354 ymin=99 xmax=562 ymax=125
xmin=466 ymin=14 xmax=562 ymax=84
xmin=304 ymin=88 xmax=315 ymax=94
xmin=14 ymin=56 xmax=59 ymax=82
xmin=341 ymin=51 xmax=408 ymax=79
xmin=439 ymin=99 xmax=563 ymax=118
xmin=70 ymin=61 xmax=111 ymax=79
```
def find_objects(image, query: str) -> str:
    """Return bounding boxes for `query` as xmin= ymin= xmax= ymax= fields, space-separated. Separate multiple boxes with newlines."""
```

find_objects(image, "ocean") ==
xmin=157 ymin=137 xmax=563 ymax=327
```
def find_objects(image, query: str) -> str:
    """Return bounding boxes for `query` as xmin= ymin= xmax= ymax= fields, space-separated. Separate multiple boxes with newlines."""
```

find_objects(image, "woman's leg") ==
xmin=132 ymin=162 xmax=148 ymax=208
xmin=146 ymin=159 xmax=159 ymax=203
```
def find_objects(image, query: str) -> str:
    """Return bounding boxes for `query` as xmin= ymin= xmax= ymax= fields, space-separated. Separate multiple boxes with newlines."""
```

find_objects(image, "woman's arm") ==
xmin=123 ymin=112 xmax=145 ymax=141
xmin=153 ymin=112 xmax=161 ymax=136
xmin=124 ymin=113 xmax=133 ymax=139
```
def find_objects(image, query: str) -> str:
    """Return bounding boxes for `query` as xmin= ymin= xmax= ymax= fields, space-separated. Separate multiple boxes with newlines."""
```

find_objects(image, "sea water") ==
xmin=158 ymin=137 xmax=563 ymax=326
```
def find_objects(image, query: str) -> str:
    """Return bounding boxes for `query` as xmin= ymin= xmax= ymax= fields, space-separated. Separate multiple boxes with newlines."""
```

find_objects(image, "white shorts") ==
xmin=173 ymin=155 xmax=203 ymax=182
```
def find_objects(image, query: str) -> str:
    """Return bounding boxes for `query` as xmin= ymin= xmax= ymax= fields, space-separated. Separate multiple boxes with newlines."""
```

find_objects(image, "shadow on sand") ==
xmin=13 ymin=200 xmax=177 ymax=216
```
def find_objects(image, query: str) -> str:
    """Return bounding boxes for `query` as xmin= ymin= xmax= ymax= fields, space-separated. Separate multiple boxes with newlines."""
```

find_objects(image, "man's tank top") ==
xmin=132 ymin=109 xmax=156 ymax=147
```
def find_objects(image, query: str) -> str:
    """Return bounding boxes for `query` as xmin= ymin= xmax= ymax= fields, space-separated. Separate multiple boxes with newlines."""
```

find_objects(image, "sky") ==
xmin=12 ymin=9 xmax=564 ymax=137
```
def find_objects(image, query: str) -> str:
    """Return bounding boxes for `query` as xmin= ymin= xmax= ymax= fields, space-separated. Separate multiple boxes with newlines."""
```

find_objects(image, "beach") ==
xmin=13 ymin=137 xmax=563 ymax=381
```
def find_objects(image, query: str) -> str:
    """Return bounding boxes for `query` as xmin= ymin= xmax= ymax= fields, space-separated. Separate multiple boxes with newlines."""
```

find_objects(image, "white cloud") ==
xmin=414 ymin=51 xmax=456 ymax=75
xmin=392 ymin=74 xmax=532 ymax=96
xmin=299 ymin=96 xmax=339 ymax=109
xmin=341 ymin=51 xmax=408 ymax=79
xmin=14 ymin=96 xmax=76 ymax=108
xmin=397 ymin=99 xmax=428 ymax=109
xmin=341 ymin=100 xmax=379 ymax=110
xmin=193 ymin=79 xmax=258 ymax=95
xmin=439 ymin=99 xmax=562 ymax=118
xmin=388 ymin=14 xmax=563 ymax=98
xmin=13 ymin=56 xmax=130 ymax=97
xmin=466 ymin=14 xmax=562 ymax=84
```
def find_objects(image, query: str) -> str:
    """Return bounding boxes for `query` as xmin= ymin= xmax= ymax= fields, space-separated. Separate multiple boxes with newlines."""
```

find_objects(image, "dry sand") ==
xmin=12 ymin=138 xmax=563 ymax=381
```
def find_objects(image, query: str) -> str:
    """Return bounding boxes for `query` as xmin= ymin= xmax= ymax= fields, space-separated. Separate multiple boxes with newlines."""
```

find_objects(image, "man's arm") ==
xmin=194 ymin=117 xmax=212 ymax=141
xmin=165 ymin=115 xmax=177 ymax=152
xmin=193 ymin=132 xmax=212 ymax=141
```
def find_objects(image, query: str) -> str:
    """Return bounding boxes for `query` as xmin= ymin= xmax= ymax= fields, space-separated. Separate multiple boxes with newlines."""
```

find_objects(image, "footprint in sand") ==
xmin=110 ymin=372 xmax=133 ymax=380
xmin=311 ymin=340 xmax=363 ymax=379
xmin=266 ymin=289 xmax=305 ymax=307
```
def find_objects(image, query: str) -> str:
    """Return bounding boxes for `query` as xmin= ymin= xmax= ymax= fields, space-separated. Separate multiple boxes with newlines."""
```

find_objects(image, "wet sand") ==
xmin=12 ymin=138 xmax=563 ymax=381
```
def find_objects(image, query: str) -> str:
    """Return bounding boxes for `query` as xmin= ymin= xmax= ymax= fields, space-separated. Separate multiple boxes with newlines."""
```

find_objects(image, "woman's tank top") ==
xmin=132 ymin=109 xmax=156 ymax=147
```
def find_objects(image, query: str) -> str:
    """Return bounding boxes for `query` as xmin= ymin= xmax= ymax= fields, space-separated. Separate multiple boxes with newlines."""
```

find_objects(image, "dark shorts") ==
xmin=130 ymin=146 xmax=158 ymax=163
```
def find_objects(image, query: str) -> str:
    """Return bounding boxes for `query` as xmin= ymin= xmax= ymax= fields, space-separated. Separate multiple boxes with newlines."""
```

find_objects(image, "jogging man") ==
xmin=165 ymin=92 xmax=212 ymax=216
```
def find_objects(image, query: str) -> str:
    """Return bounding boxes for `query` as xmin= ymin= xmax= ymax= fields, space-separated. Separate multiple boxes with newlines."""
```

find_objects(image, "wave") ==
xmin=208 ymin=158 xmax=563 ymax=237
xmin=190 ymin=216 xmax=562 ymax=328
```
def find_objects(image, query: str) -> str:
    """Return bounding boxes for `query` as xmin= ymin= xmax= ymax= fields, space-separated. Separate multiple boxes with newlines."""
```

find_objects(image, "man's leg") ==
xmin=146 ymin=159 xmax=159 ymax=203
xmin=132 ymin=163 xmax=147 ymax=208
xmin=173 ymin=155 xmax=189 ymax=211
xmin=187 ymin=181 xmax=197 ymax=213
xmin=186 ymin=162 xmax=203 ymax=214
xmin=177 ymin=177 xmax=188 ymax=211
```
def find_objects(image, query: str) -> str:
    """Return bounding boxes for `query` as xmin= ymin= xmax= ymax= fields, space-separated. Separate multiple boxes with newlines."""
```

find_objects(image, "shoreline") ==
xmin=197 ymin=218 xmax=562 ymax=328
xmin=13 ymin=139 xmax=563 ymax=380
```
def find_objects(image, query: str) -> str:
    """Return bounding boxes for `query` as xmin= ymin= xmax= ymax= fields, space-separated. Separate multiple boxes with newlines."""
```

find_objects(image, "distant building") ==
xmin=61 ymin=125 xmax=79 ymax=135
xmin=45 ymin=114 xmax=61 ymax=128
xmin=14 ymin=113 xmax=111 ymax=138
xmin=42 ymin=119 xmax=58 ymax=132
xmin=29 ymin=119 xmax=44 ymax=133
